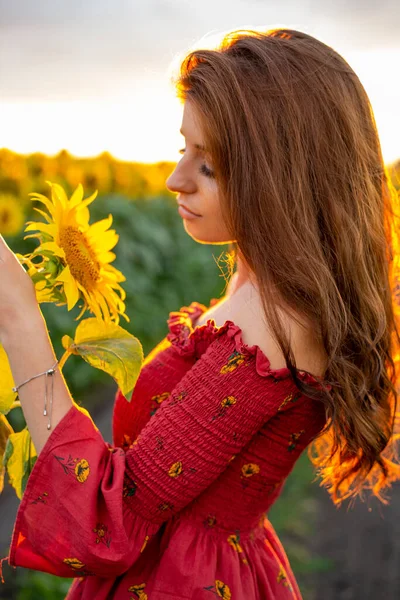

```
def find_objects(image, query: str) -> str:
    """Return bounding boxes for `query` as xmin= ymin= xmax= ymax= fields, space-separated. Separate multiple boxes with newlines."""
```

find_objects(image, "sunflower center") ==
xmin=59 ymin=226 xmax=101 ymax=289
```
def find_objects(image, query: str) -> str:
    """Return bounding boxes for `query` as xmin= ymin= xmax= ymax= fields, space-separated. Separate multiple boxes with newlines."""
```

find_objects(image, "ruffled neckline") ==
xmin=167 ymin=301 xmax=331 ymax=390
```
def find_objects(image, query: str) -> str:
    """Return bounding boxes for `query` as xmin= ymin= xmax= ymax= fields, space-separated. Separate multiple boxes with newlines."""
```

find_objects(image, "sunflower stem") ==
xmin=58 ymin=350 xmax=71 ymax=371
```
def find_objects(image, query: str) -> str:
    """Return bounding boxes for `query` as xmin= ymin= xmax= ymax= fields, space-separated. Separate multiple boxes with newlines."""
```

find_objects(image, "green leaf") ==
xmin=3 ymin=427 xmax=37 ymax=499
xmin=61 ymin=317 xmax=144 ymax=402
xmin=0 ymin=414 xmax=14 ymax=494
xmin=21 ymin=455 xmax=37 ymax=493
xmin=0 ymin=344 xmax=17 ymax=415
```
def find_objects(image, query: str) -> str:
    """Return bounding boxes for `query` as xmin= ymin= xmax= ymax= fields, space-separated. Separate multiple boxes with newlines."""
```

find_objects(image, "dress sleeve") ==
xmin=5 ymin=337 xmax=306 ymax=580
xmin=112 ymin=301 xmax=211 ymax=449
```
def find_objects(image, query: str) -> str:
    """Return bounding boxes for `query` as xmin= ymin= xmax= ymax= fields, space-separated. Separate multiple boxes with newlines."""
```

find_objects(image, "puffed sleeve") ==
xmin=112 ymin=301 xmax=212 ymax=449
xmin=5 ymin=336 xmax=313 ymax=580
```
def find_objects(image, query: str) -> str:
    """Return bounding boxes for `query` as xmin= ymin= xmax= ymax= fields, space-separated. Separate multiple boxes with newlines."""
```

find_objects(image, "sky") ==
xmin=0 ymin=0 xmax=399 ymax=164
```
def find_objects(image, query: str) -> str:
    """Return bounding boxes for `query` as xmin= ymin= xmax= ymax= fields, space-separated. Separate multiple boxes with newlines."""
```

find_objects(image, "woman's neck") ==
xmin=234 ymin=252 xmax=256 ymax=292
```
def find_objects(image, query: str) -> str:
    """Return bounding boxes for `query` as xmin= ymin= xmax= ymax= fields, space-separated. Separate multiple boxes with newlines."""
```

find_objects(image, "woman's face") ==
xmin=166 ymin=100 xmax=234 ymax=244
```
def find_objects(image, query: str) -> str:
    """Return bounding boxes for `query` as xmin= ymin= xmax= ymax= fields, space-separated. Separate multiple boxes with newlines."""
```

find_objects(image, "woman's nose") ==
xmin=166 ymin=165 xmax=197 ymax=195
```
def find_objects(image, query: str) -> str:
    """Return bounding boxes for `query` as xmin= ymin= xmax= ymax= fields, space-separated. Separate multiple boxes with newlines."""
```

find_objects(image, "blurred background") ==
xmin=0 ymin=1 xmax=399 ymax=599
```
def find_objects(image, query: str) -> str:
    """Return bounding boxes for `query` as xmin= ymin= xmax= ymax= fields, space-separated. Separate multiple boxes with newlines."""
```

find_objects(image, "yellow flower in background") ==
xmin=0 ymin=194 xmax=25 ymax=237
xmin=22 ymin=181 xmax=129 ymax=324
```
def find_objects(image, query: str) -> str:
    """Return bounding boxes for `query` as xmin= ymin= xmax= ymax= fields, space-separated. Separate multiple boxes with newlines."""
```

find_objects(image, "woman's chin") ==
xmin=183 ymin=221 xmax=235 ymax=245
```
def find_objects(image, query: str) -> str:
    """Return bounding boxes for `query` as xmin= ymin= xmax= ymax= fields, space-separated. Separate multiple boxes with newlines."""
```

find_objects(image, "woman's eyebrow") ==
xmin=180 ymin=128 xmax=206 ymax=152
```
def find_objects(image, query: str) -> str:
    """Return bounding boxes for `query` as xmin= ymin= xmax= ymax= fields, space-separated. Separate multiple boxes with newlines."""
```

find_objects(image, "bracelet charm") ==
xmin=12 ymin=359 xmax=59 ymax=431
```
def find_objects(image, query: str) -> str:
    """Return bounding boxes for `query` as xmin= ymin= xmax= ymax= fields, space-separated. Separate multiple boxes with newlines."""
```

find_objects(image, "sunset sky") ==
xmin=0 ymin=0 xmax=399 ymax=165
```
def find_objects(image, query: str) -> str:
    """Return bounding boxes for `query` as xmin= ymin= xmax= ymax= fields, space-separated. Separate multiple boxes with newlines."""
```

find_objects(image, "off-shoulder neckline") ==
xmin=167 ymin=301 xmax=331 ymax=390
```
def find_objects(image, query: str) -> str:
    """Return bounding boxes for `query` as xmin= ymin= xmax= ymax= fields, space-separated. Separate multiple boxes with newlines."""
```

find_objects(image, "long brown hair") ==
xmin=171 ymin=28 xmax=400 ymax=504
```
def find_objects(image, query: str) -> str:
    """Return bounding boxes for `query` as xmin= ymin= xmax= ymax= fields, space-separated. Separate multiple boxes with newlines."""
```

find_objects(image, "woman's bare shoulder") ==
xmin=196 ymin=281 xmax=328 ymax=378
xmin=237 ymin=289 xmax=328 ymax=377
xmin=193 ymin=297 xmax=230 ymax=328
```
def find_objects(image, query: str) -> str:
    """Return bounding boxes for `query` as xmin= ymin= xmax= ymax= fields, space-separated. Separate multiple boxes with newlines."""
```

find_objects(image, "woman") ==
xmin=0 ymin=28 xmax=399 ymax=600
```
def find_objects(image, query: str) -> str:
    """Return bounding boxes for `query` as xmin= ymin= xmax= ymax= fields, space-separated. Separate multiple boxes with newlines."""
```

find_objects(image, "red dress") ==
xmin=2 ymin=300 xmax=328 ymax=599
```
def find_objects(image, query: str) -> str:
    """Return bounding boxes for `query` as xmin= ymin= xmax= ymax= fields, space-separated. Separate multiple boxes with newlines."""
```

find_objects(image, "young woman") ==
xmin=0 ymin=28 xmax=399 ymax=600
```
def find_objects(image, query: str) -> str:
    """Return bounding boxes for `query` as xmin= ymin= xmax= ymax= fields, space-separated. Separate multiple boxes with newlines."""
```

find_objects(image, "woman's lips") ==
xmin=178 ymin=203 xmax=201 ymax=219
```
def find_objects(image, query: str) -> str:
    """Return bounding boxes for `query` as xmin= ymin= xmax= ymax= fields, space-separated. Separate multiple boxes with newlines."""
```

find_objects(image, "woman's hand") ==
xmin=0 ymin=235 xmax=42 ymax=348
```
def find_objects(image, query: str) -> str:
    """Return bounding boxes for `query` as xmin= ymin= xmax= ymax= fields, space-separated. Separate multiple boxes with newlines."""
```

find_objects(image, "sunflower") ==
xmin=22 ymin=181 xmax=129 ymax=324
xmin=0 ymin=193 xmax=25 ymax=237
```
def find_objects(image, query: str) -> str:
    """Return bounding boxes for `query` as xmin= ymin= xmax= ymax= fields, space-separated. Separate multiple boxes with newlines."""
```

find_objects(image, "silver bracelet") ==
xmin=12 ymin=359 xmax=59 ymax=431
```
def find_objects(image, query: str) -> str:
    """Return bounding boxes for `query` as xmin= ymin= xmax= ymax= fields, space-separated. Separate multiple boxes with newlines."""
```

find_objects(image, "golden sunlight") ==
xmin=0 ymin=49 xmax=399 ymax=165
xmin=342 ymin=48 xmax=400 ymax=166
xmin=0 ymin=77 xmax=184 ymax=164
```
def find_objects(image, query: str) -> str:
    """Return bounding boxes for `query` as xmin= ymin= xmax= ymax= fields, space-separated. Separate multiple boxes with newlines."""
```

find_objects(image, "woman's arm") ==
xmin=0 ymin=234 xmax=74 ymax=454
xmin=2 ymin=310 xmax=74 ymax=455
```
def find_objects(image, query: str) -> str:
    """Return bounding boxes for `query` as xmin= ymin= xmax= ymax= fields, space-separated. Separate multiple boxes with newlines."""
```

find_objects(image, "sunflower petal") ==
xmin=29 ymin=193 xmax=57 ymax=219
xmin=97 ymin=251 xmax=116 ymax=264
xmin=35 ymin=286 xmax=57 ymax=303
xmin=95 ymin=290 xmax=111 ymax=323
xmin=86 ymin=291 xmax=103 ymax=321
xmin=77 ymin=286 xmax=100 ymax=321
xmin=45 ymin=182 xmax=66 ymax=223
xmin=69 ymin=184 xmax=84 ymax=209
xmin=64 ymin=276 xmax=80 ymax=311
xmin=86 ymin=215 xmax=113 ymax=238
xmin=79 ymin=190 xmax=98 ymax=210
xmin=103 ymin=265 xmax=126 ymax=282
xmin=75 ymin=300 xmax=88 ymax=321
xmin=94 ymin=231 xmax=119 ymax=252
xmin=23 ymin=233 xmax=43 ymax=241
xmin=32 ymin=207 xmax=52 ymax=223
xmin=56 ymin=266 xmax=80 ymax=310
xmin=55 ymin=264 xmax=72 ymax=283
xmin=36 ymin=242 xmax=66 ymax=259
xmin=74 ymin=206 xmax=90 ymax=228
xmin=110 ymin=282 xmax=127 ymax=301
xmin=50 ymin=182 xmax=69 ymax=208
xmin=24 ymin=222 xmax=57 ymax=236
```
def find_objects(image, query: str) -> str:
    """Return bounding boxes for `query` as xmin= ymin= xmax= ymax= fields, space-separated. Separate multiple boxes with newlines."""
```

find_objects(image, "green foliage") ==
xmin=2 ymin=428 xmax=37 ymax=499
xmin=0 ymin=567 xmax=73 ymax=599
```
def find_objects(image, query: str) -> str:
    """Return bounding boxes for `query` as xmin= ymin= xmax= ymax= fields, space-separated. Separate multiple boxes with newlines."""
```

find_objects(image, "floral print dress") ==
xmin=2 ymin=300 xmax=329 ymax=599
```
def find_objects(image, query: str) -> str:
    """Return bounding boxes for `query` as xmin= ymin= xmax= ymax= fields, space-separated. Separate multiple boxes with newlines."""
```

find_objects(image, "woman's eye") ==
xmin=178 ymin=148 xmax=215 ymax=178
xmin=199 ymin=164 xmax=215 ymax=178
